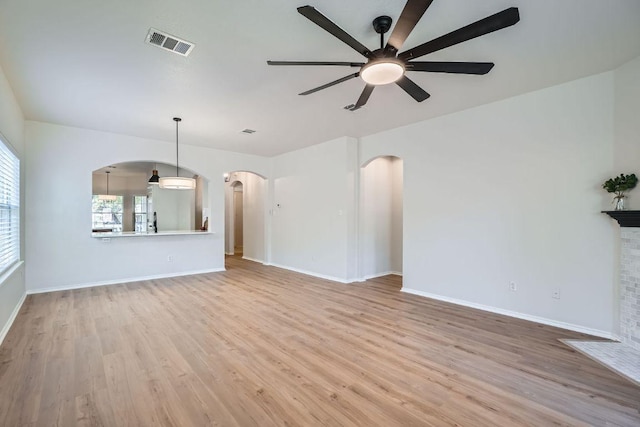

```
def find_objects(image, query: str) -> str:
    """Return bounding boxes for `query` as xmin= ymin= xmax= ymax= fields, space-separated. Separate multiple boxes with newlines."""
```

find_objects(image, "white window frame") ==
xmin=0 ymin=133 xmax=20 ymax=276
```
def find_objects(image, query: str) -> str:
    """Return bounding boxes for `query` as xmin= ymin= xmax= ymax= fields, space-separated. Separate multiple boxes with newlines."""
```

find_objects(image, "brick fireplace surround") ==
xmin=620 ymin=228 xmax=640 ymax=351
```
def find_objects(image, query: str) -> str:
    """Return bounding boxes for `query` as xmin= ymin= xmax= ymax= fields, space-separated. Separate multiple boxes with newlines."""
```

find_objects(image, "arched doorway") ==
xmin=359 ymin=156 xmax=403 ymax=284
xmin=224 ymin=171 xmax=267 ymax=266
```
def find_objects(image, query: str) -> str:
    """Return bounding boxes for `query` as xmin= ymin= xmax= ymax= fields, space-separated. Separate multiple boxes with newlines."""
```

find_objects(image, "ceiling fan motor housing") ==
xmin=372 ymin=16 xmax=393 ymax=34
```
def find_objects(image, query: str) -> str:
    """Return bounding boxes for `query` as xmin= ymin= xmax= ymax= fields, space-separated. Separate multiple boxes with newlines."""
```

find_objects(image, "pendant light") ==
xmin=159 ymin=117 xmax=196 ymax=190
xmin=148 ymin=165 xmax=160 ymax=185
xmin=98 ymin=171 xmax=117 ymax=201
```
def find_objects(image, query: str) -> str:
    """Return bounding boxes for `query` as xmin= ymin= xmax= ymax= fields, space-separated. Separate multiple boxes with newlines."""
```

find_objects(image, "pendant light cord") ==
xmin=174 ymin=117 xmax=182 ymax=178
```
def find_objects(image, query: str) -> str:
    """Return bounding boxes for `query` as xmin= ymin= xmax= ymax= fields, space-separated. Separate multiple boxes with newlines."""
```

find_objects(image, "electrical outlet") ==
xmin=552 ymin=289 xmax=560 ymax=299
xmin=167 ymin=255 xmax=173 ymax=262
xmin=509 ymin=282 xmax=517 ymax=291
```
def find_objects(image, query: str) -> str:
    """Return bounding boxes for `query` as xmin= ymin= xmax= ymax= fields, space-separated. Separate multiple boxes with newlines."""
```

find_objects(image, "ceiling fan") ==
xmin=267 ymin=0 xmax=520 ymax=111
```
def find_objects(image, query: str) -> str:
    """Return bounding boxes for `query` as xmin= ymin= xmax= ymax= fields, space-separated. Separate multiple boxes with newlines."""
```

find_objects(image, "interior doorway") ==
xmin=224 ymin=171 xmax=267 ymax=267
xmin=359 ymin=156 xmax=403 ymax=285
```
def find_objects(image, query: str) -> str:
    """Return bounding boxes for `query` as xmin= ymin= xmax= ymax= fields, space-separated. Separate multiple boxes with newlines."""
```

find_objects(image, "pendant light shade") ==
xmin=98 ymin=171 xmax=117 ymax=201
xmin=158 ymin=176 xmax=196 ymax=189
xmin=159 ymin=117 xmax=196 ymax=190
xmin=148 ymin=168 xmax=160 ymax=184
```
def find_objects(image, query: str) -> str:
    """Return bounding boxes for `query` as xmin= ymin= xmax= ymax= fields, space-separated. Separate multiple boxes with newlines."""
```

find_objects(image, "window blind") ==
xmin=0 ymin=136 xmax=19 ymax=275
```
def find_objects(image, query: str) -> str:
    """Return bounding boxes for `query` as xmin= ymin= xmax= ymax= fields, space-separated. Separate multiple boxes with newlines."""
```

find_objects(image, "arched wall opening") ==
xmin=224 ymin=171 xmax=267 ymax=264
xmin=359 ymin=155 xmax=403 ymax=282
xmin=91 ymin=161 xmax=209 ymax=234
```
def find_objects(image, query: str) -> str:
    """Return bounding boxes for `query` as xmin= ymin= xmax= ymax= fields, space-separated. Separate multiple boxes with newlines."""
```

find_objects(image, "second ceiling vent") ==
xmin=145 ymin=28 xmax=195 ymax=57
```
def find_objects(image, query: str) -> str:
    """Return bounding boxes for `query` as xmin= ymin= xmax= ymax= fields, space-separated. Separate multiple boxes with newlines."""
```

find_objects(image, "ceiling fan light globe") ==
xmin=361 ymin=61 xmax=405 ymax=85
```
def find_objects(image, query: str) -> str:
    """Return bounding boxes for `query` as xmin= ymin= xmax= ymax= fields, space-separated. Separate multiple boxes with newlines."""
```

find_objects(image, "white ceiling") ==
xmin=1 ymin=0 xmax=639 ymax=156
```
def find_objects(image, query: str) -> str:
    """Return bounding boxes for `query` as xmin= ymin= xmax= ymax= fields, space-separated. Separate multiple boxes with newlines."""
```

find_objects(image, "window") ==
xmin=91 ymin=196 xmax=123 ymax=232
xmin=0 ymin=135 xmax=20 ymax=275
xmin=134 ymin=195 xmax=148 ymax=232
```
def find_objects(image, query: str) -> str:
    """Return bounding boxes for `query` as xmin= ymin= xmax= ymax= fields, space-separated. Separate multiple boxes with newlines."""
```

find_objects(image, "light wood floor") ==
xmin=1 ymin=256 xmax=639 ymax=426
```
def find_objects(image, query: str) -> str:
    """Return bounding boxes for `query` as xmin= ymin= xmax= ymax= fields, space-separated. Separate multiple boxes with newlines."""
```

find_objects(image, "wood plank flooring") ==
xmin=1 ymin=256 xmax=639 ymax=426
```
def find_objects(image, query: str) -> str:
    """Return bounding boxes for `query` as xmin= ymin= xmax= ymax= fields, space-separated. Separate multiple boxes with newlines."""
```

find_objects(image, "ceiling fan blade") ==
xmin=399 ymin=7 xmax=520 ymax=61
xmin=350 ymin=85 xmax=375 ymax=110
xmin=407 ymin=61 xmax=494 ymax=74
xmin=386 ymin=0 xmax=434 ymax=52
xmin=298 ymin=6 xmax=372 ymax=58
xmin=267 ymin=60 xmax=364 ymax=67
xmin=299 ymin=73 xmax=360 ymax=96
xmin=396 ymin=76 xmax=430 ymax=102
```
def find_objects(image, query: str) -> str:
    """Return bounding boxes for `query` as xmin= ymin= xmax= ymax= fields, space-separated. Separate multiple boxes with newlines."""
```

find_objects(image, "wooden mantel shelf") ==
xmin=602 ymin=210 xmax=640 ymax=227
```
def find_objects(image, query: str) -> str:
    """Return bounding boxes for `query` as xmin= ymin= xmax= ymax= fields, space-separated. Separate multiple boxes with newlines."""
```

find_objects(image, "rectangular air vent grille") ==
xmin=146 ymin=28 xmax=195 ymax=57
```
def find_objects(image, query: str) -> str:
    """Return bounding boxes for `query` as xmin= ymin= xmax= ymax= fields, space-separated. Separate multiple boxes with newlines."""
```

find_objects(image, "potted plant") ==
xmin=602 ymin=173 xmax=637 ymax=210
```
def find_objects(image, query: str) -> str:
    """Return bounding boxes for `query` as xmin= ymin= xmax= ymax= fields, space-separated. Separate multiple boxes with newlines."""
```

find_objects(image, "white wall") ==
xmin=614 ymin=55 xmax=640 ymax=209
xmin=270 ymin=137 xmax=358 ymax=282
xmin=390 ymin=157 xmax=403 ymax=273
xmin=25 ymin=121 xmax=269 ymax=292
xmin=360 ymin=71 xmax=617 ymax=335
xmin=360 ymin=156 xmax=403 ymax=279
xmin=0 ymin=65 xmax=25 ymax=344
xmin=224 ymin=171 xmax=266 ymax=262
xmin=242 ymin=173 xmax=266 ymax=262
xmin=150 ymin=185 xmax=195 ymax=231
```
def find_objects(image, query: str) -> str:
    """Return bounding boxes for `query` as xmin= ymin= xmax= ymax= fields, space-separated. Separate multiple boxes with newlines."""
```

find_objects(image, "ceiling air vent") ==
xmin=145 ymin=28 xmax=195 ymax=57
xmin=241 ymin=129 xmax=256 ymax=134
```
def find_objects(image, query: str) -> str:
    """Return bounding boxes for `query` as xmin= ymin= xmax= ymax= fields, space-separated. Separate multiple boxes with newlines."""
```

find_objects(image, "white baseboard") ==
xmin=0 ymin=291 xmax=26 ymax=346
xmin=27 ymin=268 xmax=226 ymax=295
xmin=268 ymin=263 xmax=352 ymax=284
xmin=242 ymin=256 xmax=266 ymax=264
xmin=401 ymin=288 xmax=614 ymax=340
xmin=225 ymin=251 xmax=234 ymax=256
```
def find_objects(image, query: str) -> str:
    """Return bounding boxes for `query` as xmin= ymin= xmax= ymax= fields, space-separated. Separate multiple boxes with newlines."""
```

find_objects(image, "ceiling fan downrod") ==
xmin=372 ymin=15 xmax=393 ymax=51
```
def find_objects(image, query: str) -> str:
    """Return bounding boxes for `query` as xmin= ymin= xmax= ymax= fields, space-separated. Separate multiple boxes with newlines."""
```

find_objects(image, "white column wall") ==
xmin=270 ymin=137 xmax=356 ymax=282
xmin=242 ymin=172 xmax=266 ymax=263
xmin=390 ymin=158 xmax=403 ymax=274
xmin=360 ymin=157 xmax=395 ymax=279
xmin=359 ymin=156 xmax=404 ymax=279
